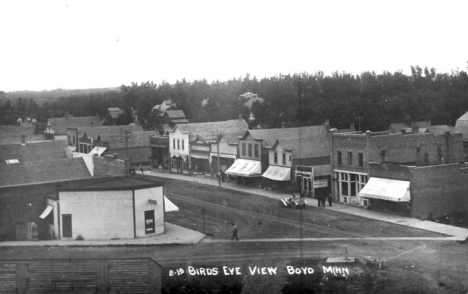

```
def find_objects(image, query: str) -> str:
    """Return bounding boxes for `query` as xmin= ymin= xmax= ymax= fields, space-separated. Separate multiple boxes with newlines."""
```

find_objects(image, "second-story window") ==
xmin=358 ymin=153 xmax=363 ymax=167
xmin=248 ymin=144 xmax=252 ymax=157
xmin=347 ymin=151 xmax=352 ymax=165
xmin=274 ymin=152 xmax=278 ymax=164
xmin=254 ymin=144 xmax=259 ymax=157
xmin=282 ymin=153 xmax=286 ymax=165
xmin=177 ymin=139 xmax=180 ymax=150
xmin=182 ymin=140 xmax=184 ymax=150
xmin=173 ymin=139 xmax=175 ymax=149
xmin=242 ymin=143 xmax=246 ymax=156
xmin=337 ymin=151 xmax=342 ymax=165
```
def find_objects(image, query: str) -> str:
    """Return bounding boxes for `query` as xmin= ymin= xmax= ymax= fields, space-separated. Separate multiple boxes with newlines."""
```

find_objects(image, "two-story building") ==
xmin=210 ymin=132 xmax=242 ymax=176
xmin=332 ymin=129 xmax=464 ymax=207
xmin=168 ymin=119 xmax=249 ymax=174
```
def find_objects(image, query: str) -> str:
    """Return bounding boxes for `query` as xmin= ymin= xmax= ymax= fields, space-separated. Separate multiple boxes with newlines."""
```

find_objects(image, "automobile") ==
xmin=279 ymin=193 xmax=307 ymax=209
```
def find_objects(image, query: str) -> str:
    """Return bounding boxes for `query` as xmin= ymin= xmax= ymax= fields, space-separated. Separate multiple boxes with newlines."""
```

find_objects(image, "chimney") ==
xmin=238 ymin=114 xmax=243 ymax=121
xmin=282 ymin=122 xmax=285 ymax=129
xmin=411 ymin=123 xmax=419 ymax=134
xmin=21 ymin=134 xmax=26 ymax=145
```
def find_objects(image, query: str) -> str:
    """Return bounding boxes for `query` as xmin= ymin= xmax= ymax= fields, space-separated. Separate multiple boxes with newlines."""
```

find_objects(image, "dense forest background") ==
xmin=1 ymin=66 xmax=468 ymax=131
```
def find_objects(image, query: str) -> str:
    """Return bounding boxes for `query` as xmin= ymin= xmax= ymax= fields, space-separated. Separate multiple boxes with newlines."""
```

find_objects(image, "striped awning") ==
xmin=262 ymin=166 xmax=291 ymax=181
xmin=225 ymin=159 xmax=261 ymax=177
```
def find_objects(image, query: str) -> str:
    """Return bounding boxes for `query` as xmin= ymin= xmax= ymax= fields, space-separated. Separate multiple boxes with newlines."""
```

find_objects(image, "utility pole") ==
xmin=217 ymin=134 xmax=221 ymax=187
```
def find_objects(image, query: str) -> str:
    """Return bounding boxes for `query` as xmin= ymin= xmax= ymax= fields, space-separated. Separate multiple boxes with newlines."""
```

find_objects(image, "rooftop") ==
xmin=0 ymin=140 xmax=67 ymax=165
xmin=248 ymin=125 xmax=329 ymax=147
xmin=58 ymin=175 xmax=165 ymax=192
xmin=77 ymin=125 xmax=144 ymax=140
xmin=48 ymin=115 xmax=102 ymax=135
xmin=175 ymin=119 xmax=249 ymax=142
xmin=0 ymin=158 xmax=91 ymax=188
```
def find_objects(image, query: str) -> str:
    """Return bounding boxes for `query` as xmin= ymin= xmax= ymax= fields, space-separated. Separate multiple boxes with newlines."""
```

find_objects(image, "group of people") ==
xmin=317 ymin=193 xmax=332 ymax=208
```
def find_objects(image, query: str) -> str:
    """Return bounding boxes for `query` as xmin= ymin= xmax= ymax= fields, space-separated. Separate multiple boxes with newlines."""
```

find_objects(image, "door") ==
xmin=144 ymin=210 xmax=155 ymax=234
xmin=62 ymin=214 xmax=72 ymax=238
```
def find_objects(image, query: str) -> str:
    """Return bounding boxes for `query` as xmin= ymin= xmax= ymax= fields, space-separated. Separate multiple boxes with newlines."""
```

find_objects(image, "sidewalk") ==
xmin=147 ymin=170 xmax=468 ymax=240
xmin=0 ymin=223 xmax=205 ymax=247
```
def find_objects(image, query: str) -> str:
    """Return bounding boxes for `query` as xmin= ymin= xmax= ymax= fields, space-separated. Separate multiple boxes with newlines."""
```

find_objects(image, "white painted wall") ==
xmin=134 ymin=187 xmax=165 ymax=237
xmin=169 ymin=127 xmax=189 ymax=157
xmin=269 ymin=145 xmax=292 ymax=167
xmin=59 ymin=190 xmax=134 ymax=240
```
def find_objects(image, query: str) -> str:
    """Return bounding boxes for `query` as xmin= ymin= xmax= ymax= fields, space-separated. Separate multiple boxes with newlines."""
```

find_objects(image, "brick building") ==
xmin=332 ymin=130 xmax=464 ymax=207
xmin=363 ymin=162 xmax=468 ymax=219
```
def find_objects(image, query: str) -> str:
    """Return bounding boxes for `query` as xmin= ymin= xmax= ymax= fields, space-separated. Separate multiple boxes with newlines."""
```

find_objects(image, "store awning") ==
xmin=89 ymin=146 xmax=107 ymax=156
xmin=191 ymin=154 xmax=209 ymax=160
xmin=359 ymin=177 xmax=410 ymax=202
xmin=262 ymin=166 xmax=291 ymax=181
xmin=164 ymin=196 xmax=179 ymax=212
xmin=225 ymin=159 xmax=261 ymax=177
xmin=39 ymin=205 xmax=53 ymax=219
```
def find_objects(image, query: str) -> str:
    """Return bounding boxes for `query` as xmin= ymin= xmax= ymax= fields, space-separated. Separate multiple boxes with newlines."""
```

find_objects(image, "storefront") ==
xmin=191 ymin=154 xmax=210 ymax=175
xmin=294 ymin=165 xmax=331 ymax=198
xmin=334 ymin=170 xmax=368 ymax=205
xmin=225 ymin=159 xmax=262 ymax=185
xmin=170 ymin=155 xmax=189 ymax=174
xmin=210 ymin=153 xmax=236 ymax=176
xmin=262 ymin=165 xmax=291 ymax=191
xmin=358 ymin=177 xmax=411 ymax=215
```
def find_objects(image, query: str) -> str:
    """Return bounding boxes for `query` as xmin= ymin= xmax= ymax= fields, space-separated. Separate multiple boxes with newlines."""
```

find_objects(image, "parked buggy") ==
xmin=279 ymin=193 xmax=307 ymax=209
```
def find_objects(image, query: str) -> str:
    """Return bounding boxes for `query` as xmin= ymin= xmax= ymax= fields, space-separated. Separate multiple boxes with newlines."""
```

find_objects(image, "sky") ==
xmin=1 ymin=0 xmax=467 ymax=92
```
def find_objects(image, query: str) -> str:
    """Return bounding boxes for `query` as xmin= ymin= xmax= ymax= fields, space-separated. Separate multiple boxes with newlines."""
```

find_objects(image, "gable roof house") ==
xmin=46 ymin=114 xmax=102 ymax=139
xmin=168 ymin=119 xmax=249 ymax=174
xmin=152 ymin=99 xmax=177 ymax=115
xmin=107 ymin=107 xmax=124 ymax=119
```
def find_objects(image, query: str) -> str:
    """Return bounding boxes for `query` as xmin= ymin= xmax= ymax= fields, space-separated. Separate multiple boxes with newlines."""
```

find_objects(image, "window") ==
xmin=254 ymin=144 xmax=259 ymax=157
xmin=242 ymin=143 xmax=246 ymax=156
xmin=282 ymin=153 xmax=286 ymax=165
xmin=177 ymin=139 xmax=180 ymax=150
xmin=144 ymin=210 xmax=155 ymax=234
xmin=358 ymin=153 xmax=363 ymax=167
xmin=337 ymin=151 xmax=342 ymax=165
xmin=248 ymin=144 xmax=252 ymax=157
xmin=274 ymin=152 xmax=278 ymax=164
xmin=437 ymin=145 xmax=442 ymax=161
xmin=347 ymin=151 xmax=352 ymax=165
xmin=173 ymin=139 xmax=176 ymax=149
xmin=182 ymin=140 xmax=184 ymax=150
xmin=289 ymin=155 xmax=292 ymax=161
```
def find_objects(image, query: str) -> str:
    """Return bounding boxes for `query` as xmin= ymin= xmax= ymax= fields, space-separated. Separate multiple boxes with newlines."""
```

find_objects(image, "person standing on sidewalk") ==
xmin=327 ymin=193 xmax=332 ymax=207
xmin=140 ymin=164 xmax=144 ymax=174
xmin=231 ymin=223 xmax=239 ymax=241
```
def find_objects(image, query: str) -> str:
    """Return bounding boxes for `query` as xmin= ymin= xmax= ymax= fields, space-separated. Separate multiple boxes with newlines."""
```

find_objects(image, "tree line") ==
xmin=1 ymin=65 xmax=468 ymax=131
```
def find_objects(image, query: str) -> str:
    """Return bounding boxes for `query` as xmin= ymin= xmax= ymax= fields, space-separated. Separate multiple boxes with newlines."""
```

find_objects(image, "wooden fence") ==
xmin=0 ymin=258 xmax=161 ymax=293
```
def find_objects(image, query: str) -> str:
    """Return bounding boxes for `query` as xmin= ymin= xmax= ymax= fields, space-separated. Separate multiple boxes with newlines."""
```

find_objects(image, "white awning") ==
xmin=164 ymin=196 xmax=179 ymax=212
xmin=190 ymin=154 xmax=209 ymax=160
xmin=262 ymin=166 xmax=291 ymax=181
xmin=225 ymin=159 xmax=262 ymax=177
xmin=89 ymin=146 xmax=107 ymax=156
xmin=5 ymin=159 xmax=19 ymax=164
xmin=39 ymin=205 xmax=53 ymax=219
xmin=359 ymin=177 xmax=410 ymax=202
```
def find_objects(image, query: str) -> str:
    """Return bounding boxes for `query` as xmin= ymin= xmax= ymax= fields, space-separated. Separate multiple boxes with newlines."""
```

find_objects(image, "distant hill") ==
xmin=4 ymin=87 xmax=120 ymax=105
